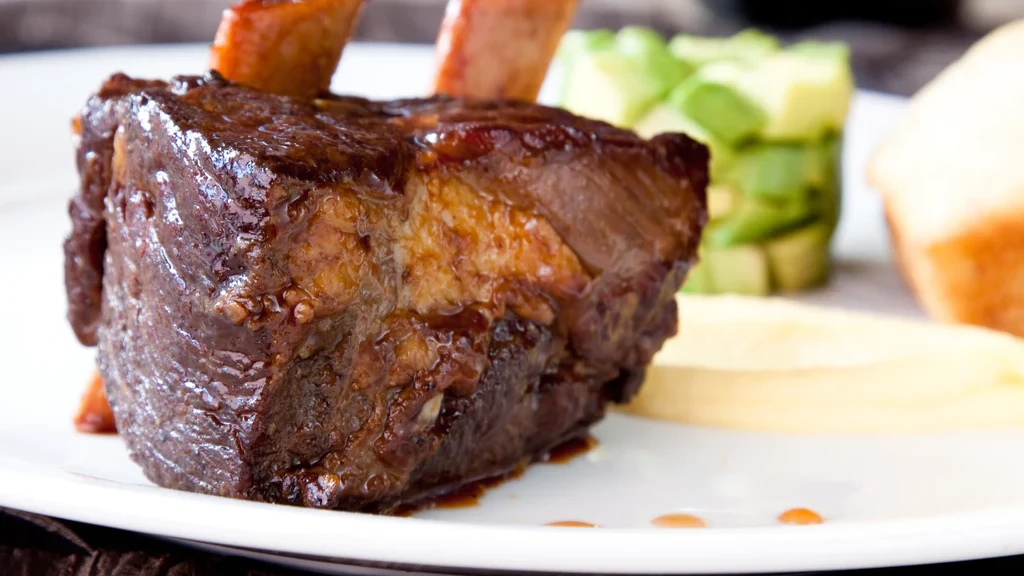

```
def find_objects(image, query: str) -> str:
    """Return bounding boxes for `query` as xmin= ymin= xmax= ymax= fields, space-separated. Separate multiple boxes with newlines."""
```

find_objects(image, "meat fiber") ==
xmin=64 ymin=72 xmax=707 ymax=512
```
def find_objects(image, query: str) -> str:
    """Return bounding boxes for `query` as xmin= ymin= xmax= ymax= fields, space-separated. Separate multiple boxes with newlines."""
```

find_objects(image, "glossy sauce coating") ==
xmin=64 ymin=72 xmax=708 ymax=513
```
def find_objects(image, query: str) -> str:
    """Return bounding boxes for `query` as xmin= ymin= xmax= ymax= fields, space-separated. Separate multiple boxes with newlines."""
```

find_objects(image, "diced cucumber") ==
xmin=668 ymin=28 xmax=779 ymax=68
xmin=561 ymin=51 xmax=666 ymax=127
xmin=667 ymin=63 xmax=766 ymax=145
xmin=633 ymin=103 xmax=736 ymax=180
xmin=704 ymin=196 xmax=814 ymax=247
xmin=707 ymin=185 xmax=739 ymax=220
xmin=704 ymin=244 xmax=771 ymax=295
xmin=766 ymin=222 xmax=833 ymax=292
xmin=740 ymin=49 xmax=854 ymax=141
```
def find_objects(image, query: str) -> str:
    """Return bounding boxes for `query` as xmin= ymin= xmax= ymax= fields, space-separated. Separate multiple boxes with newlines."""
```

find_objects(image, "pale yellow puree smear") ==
xmin=619 ymin=294 xmax=1024 ymax=434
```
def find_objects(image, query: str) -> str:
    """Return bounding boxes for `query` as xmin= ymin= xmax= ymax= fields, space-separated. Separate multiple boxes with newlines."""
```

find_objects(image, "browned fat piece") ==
xmin=209 ymin=0 xmax=366 ymax=97
xmin=63 ymin=71 xmax=708 ymax=512
xmin=432 ymin=0 xmax=579 ymax=101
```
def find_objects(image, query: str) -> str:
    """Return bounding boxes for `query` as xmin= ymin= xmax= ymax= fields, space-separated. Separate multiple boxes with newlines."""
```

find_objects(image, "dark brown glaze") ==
xmin=64 ymin=72 xmax=708 ymax=512
xmin=542 ymin=434 xmax=598 ymax=464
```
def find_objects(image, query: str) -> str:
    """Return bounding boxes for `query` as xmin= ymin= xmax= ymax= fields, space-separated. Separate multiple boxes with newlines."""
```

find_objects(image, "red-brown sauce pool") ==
xmin=542 ymin=435 xmax=599 ymax=464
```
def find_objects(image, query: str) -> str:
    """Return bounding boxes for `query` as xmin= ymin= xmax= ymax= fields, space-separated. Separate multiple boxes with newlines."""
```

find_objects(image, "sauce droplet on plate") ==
xmin=543 ymin=435 xmax=599 ymax=464
xmin=390 ymin=467 xmax=526 ymax=516
xmin=651 ymin=513 xmax=707 ymax=528
xmin=545 ymin=521 xmax=597 ymax=528
xmin=778 ymin=507 xmax=824 ymax=525
xmin=74 ymin=369 xmax=117 ymax=434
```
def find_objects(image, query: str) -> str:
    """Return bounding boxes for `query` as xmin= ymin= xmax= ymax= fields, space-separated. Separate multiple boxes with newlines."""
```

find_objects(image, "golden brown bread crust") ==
xmin=867 ymin=21 xmax=1024 ymax=337
xmin=209 ymin=0 xmax=365 ymax=97
xmin=881 ymin=191 xmax=1024 ymax=337
xmin=432 ymin=0 xmax=579 ymax=101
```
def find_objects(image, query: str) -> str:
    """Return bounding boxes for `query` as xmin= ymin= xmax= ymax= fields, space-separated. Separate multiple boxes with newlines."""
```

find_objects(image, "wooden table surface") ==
xmin=3 ymin=506 xmax=1024 ymax=576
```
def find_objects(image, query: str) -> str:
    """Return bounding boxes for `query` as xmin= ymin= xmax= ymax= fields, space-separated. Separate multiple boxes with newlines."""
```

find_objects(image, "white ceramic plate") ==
xmin=2 ymin=43 xmax=1023 ymax=576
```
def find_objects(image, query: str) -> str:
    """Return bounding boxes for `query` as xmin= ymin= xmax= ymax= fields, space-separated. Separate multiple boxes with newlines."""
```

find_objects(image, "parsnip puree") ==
xmin=621 ymin=294 xmax=1024 ymax=433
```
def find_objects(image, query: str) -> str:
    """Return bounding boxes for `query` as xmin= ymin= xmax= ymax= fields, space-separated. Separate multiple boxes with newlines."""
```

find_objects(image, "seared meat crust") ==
xmin=64 ymin=72 xmax=707 ymax=511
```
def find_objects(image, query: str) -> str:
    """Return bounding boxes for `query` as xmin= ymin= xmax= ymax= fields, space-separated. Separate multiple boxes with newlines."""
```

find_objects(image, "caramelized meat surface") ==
xmin=64 ymin=72 xmax=707 ymax=511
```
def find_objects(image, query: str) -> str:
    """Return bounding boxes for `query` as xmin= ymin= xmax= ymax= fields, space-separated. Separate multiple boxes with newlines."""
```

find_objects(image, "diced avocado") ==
xmin=731 ymin=29 xmax=783 ymax=52
xmin=682 ymin=255 xmax=714 ymax=293
xmin=704 ymin=195 xmax=814 ymax=247
xmin=802 ymin=141 xmax=832 ymax=190
xmin=819 ymin=136 xmax=843 ymax=228
xmin=707 ymin=185 xmax=739 ymax=220
xmin=633 ymin=104 xmax=735 ymax=179
xmin=766 ymin=221 xmax=833 ymax=292
xmin=634 ymin=103 xmax=706 ymax=139
xmin=614 ymin=26 xmax=667 ymax=55
xmin=557 ymin=29 xmax=617 ymax=64
xmin=787 ymin=40 xmax=852 ymax=62
xmin=668 ymin=28 xmax=779 ymax=67
xmin=740 ymin=49 xmax=854 ymax=141
xmin=704 ymin=244 xmax=771 ymax=296
xmin=561 ymin=50 xmax=665 ymax=127
xmin=614 ymin=26 xmax=693 ymax=99
xmin=556 ymin=29 xmax=618 ymax=101
xmin=725 ymin=142 xmax=828 ymax=202
xmin=667 ymin=63 xmax=766 ymax=145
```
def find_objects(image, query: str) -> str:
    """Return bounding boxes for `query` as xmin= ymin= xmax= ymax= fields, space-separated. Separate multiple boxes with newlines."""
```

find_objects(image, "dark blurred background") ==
xmin=0 ymin=0 xmax=1022 ymax=96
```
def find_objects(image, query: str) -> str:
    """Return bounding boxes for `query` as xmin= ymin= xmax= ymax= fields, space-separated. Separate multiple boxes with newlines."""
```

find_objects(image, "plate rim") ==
xmin=3 ymin=453 xmax=1024 ymax=574
xmin=7 ymin=42 xmax=1003 ymax=576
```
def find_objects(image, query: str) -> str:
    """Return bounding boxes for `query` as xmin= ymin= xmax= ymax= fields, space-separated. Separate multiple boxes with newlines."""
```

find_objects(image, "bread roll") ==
xmin=868 ymin=19 xmax=1024 ymax=335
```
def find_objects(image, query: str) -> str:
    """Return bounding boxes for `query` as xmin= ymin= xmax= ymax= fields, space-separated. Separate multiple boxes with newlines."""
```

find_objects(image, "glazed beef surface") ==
xmin=64 ymin=72 xmax=708 ymax=512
